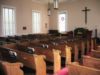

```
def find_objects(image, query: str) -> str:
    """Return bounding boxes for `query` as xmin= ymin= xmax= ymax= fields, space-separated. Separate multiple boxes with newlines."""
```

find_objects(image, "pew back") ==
xmin=91 ymin=50 xmax=100 ymax=58
xmin=83 ymin=56 xmax=100 ymax=69
xmin=68 ymin=62 xmax=100 ymax=75
xmin=0 ymin=61 xmax=24 ymax=75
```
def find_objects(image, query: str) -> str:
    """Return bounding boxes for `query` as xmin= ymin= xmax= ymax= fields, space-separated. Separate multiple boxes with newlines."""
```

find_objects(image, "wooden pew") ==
xmin=0 ymin=46 xmax=18 ymax=62
xmin=1 ymin=44 xmax=36 ymax=69
xmin=2 ymin=43 xmax=61 ymax=74
xmin=68 ymin=62 xmax=100 ymax=75
xmin=1 ymin=53 xmax=47 ymax=75
xmin=31 ymin=39 xmax=76 ymax=63
xmin=0 ymin=61 xmax=24 ymax=75
xmin=97 ymin=46 xmax=100 ymax=51
xmin=83 ymin=55 xmax=100 ymax=69
xmin=18 ymin=42 xmax=62 ymax=73
xmin=65 ymin=46 xmax=71 ymax=65
xmin=64 ymin=41 xmax=79 ymax=62
xmin=91 ymin=50 xmax=100 ymax=58
xmin=33 ymin=55 xmax=46 ymax=75
xmin=30 ymin=36 xmax=89 ymax=63
xmin=86 ymin=39 xmax=91 ymax=54
xmin=33 ymin=41 xmax=72 ymax=66
xmin=91 ymin=38 xmax=97 ymax=50
xmin=29 ymin=40 xmax=72 ymax=68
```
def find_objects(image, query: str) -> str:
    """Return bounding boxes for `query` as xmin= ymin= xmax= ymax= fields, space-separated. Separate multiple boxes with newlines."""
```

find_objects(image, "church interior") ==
xmin=0 ymin=0 xmax=100 ymax=75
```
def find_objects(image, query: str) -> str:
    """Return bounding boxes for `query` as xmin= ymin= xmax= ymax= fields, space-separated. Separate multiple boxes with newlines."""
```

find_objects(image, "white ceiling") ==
xmin=32 ymin=0 xmax=77 ymax=4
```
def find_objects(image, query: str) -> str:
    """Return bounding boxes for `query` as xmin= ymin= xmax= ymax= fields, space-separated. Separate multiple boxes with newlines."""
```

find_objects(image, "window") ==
xmin=58 ymin=11 xmax=68 ymax=33
xmin=2 ymin=6 xmax=16 ymax=36
xmin=32 ymin=11 xmax=41 ymax=33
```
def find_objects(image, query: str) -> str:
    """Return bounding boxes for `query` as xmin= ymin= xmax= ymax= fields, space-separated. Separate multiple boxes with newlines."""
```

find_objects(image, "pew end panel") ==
xmin=0 ymin=61 xmax=24 ymax=75
xmin=34 ymin=55 xmax=46 ymax=75
xmin=68 ymin=62 xmax=100 ymax=75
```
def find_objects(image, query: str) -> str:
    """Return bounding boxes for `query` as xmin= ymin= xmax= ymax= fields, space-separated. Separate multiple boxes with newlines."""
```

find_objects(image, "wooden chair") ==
xmin=0 ymin=61 xmax=24 ymax=75
xmin=34 ymin=55 xmax=46 ymax=75
xmin=68 ymin=62 xmax=100 ymax=75
xmin=83 ymin=55 xmax=100 ymax=69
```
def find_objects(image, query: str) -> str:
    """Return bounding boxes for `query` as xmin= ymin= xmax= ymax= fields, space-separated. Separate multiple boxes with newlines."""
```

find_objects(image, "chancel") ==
xmin=0 ymin=0 xmax=100 ymax=75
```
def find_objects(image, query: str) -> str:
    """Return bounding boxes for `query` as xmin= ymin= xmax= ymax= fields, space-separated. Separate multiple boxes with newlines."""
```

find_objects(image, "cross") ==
xmin=82 ymin=7 xmax=91 ymax=24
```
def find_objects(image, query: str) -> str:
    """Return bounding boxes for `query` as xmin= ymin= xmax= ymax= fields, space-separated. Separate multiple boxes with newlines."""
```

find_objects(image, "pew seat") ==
xmin=83 ymin=55 xmax=100 ymax=69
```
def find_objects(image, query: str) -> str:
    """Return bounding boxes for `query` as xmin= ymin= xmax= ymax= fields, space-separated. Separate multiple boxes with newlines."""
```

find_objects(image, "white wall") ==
xmin=0 ymin=0 xmax=100 ymax=37
xmin=49 ymin=0 xmax=100 ymax=37
xmin=0 ymin=0 xmax=49 ymax=36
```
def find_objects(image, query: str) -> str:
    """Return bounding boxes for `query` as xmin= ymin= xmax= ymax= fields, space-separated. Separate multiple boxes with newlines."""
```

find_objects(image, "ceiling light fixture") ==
xmin=53 ymin=0 xmax=59 ymax=9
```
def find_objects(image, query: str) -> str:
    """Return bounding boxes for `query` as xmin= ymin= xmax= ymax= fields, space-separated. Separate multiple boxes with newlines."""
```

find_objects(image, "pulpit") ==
xmin=74 ymin=28 xmax=92 ymax=38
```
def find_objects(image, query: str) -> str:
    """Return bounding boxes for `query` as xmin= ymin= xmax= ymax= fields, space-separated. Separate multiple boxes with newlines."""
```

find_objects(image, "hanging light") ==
xmin=53 ymin=0 xmax=59 ymax=9
xmin=48 ymin=2 xmax=51 ymax=16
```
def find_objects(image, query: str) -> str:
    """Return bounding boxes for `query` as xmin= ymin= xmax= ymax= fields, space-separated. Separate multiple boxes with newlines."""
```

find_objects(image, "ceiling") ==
xmin=32 ymin=0 xmax=77 ymax=4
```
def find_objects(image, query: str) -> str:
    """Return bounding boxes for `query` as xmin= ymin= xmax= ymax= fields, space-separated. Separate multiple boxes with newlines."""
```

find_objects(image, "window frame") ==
xmin=1 ymin=5 xmax=16 ymax=36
